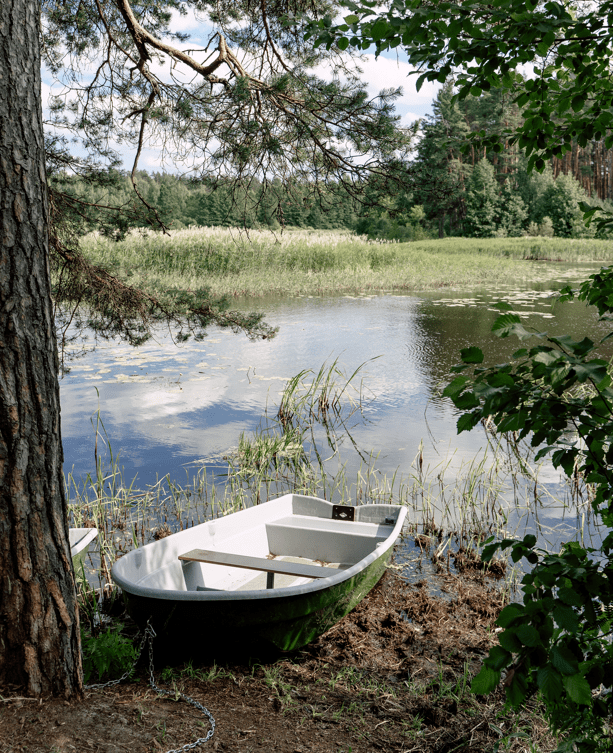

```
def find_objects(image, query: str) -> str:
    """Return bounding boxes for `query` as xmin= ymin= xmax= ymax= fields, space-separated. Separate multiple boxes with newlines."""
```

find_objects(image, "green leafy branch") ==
xmin=442 ymin=268 xmax=613 ymax=751
xmin=443 ymin=296 xmax=613 ymax=535
xmin=308 ymin=0 xmax=613 ymax=172
xmin=473 ymin=535 xmax=612 ymax=749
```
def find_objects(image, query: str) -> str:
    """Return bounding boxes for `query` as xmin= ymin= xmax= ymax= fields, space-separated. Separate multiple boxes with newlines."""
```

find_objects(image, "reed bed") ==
xmin=77 ymin=227 xmax=613 ymax=298
xmin=404 ymin=235 xmax=613 ymax=261
xmin=68 ymin=361 xmax=600 ymax=595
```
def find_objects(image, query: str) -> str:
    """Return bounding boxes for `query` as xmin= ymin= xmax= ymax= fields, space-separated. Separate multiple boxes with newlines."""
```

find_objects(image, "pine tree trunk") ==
xmin=0 ymin=0 xmax=82 ymax=698
xmin=574 ymin=144 xmax=580 ymax=180
xmin=552 ymin=157 xmax=559 ymax=178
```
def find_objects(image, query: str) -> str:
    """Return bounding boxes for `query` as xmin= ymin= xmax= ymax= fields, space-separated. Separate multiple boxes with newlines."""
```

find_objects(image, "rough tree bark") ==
xmin=0 ymin=0 xmax=82 ymax=697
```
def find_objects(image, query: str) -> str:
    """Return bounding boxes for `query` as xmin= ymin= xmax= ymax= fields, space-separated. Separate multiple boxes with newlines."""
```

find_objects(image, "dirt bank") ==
xmin=0 ymin=570 xmax=556 ymax=753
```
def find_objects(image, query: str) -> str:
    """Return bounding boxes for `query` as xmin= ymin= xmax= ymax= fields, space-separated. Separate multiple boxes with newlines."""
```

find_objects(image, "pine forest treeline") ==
xmin=392 ymin=81 xmax=613 ymax=241
xmin=52 ymin=172 xmax=361 ymax=237
xmin=53 ymin=80 xmax=613 ymax=242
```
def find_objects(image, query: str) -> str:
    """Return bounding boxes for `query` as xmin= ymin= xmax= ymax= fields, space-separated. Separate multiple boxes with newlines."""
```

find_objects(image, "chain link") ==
xmin=85 ymin=622 xmax=215 ymax=752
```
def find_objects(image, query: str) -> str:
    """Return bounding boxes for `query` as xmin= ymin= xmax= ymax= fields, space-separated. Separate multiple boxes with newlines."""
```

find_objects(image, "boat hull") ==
xmin=122 ymin=541 xmax=392 ymax=653
xmin=112 ymin=494 xmax=406 ymax=655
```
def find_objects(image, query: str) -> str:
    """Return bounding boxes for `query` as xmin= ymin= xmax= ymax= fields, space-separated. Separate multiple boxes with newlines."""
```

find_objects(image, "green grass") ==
xmin=78 ymin=227 xmax=613 ymax=298
xmin=403 ymin=235 xmax=613 ymax=261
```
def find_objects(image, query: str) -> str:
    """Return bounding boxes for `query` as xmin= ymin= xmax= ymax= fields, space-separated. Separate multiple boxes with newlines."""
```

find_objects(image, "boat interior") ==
xmin=137 ymin=512 xmax=396 ymax=593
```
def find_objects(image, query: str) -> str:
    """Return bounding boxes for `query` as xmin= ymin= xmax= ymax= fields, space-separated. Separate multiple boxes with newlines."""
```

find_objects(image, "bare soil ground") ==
xmin=0 ymin=570 xmax=557 ymax=753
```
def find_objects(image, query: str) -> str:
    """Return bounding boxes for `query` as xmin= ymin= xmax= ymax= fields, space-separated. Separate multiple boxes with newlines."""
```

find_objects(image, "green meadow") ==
xmin=79 ymin=227 xmax=613 ymax=298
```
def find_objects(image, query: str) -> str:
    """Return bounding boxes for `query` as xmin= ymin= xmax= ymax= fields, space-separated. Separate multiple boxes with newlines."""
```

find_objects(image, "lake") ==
xmin=61 ymin=261 xmax=610 ymax=558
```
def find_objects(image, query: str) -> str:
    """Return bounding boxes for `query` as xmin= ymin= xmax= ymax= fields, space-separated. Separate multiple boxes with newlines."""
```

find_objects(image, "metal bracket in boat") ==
xmin=332 ymin=505 xmax=355 ymax=522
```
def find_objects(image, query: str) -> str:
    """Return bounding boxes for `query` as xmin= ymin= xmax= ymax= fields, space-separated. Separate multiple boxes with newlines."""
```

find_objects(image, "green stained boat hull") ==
xmin=122 ymin=544 xmax=392 ymax=653
xmin=112 ymin=495 xmax=407 ymax=657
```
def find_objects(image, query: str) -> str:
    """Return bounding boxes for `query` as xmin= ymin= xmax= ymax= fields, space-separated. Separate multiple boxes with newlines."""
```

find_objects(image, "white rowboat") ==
xmin=112 ymin=494 xmax=406 ymax=653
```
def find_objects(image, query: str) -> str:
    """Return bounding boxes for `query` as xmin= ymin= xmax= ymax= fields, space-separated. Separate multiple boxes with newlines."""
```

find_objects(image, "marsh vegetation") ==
xmin=78 ymin=227 xmax=613 ymax=298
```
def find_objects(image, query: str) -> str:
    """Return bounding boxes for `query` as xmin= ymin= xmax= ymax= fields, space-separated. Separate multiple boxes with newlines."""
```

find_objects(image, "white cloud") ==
xmin=401 ymin=111 xmax=426 ymax=126
xmin=358 ymin=54 xmax=439 ymax=118
xmin=169 ymin=7 xmax=201 ymax=34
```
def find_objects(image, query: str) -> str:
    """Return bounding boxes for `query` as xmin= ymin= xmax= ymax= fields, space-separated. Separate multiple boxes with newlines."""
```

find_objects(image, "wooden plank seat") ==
xmin=179 ymin=549 xmax=339 ymax=589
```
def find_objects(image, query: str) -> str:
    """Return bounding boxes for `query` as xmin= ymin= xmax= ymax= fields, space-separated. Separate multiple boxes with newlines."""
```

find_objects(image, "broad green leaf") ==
xmin=571 ymin=95 xmax=585 ymax=112
xmin=549 ymin=364 xmax=571 ymax=384
xmin=471 ymin=665 xmax=500 ymax=695
xmin=442 ymin=376 xmax=468 ymax=398
xmin=533 ymin=350 xmax=562 ymax=366
xmin=534 ymin=446 xmax=557 ymax=462
xmin=460 ymin=346 xmax=484 ymax=364
xmin=498 ymin=629 xmax=522 ymax=653
xmin=343 ymin=14 xmax=359 ymax=23
xmin=487 ymin=372 xmax=515 ymax=388
xmin=492 ymin=318 xmax=534 ymax=340
xmin=537 ymin=665 xmax=563 ymax=699
xmin=497 ymin=411 xmax=528 ymax=433
xmin=573 ymin=362 xmax=607 ymax=383
xmin=496 ymin=603 xmax=524 ymax=628
xmin=558 ymin=587 xmax=583 ymax=607
xmin=492 ymin=313 xmax=521 ymax=332
xmin=456 ymin=412 xmax=480 ymax=433
xmin=552 ymin=605 xmax=580 ymax=636
xmin=551 ymin=645 xmax=579 ymax=675
xmin=585 ymin=663 xmax=604 ymax=689
xmin=562 ymin=673 xmax=592 ymax=705
xmin=487 ymin=645 xmax=512 ymax=671
xmin=506 ymin=671 xmax=529 ymax=708
xmin=371 ymin=18 xmax=390 ymax=41
xmin=454 ymin=392 xmax=480 ymax=410
xmin=579 ymin=201 xmax=599 ymax=218
xmin=415 ymin=72 xmax=428 ymax=92
xmin=594 ymin=374 xmax=612 ymax=390
xmin=516 ymin=624 xmax=541 ymax=647
xmin=481 ymin=542 xmax=500 ymax=562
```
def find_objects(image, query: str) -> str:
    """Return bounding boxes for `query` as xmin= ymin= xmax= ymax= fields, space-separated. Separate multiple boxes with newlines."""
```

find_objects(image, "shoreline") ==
xmin=0 ymin=568 xmax=560 ymax=753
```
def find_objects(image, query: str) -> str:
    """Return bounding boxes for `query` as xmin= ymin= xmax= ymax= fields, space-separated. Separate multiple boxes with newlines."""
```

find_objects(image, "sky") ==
xmin=41 ymin=7 xmax=439 ymax=174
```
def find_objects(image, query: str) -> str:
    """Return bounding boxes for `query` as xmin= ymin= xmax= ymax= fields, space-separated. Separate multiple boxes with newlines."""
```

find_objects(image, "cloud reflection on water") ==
xmin=61 ymin=273 xmax=605 ymax=526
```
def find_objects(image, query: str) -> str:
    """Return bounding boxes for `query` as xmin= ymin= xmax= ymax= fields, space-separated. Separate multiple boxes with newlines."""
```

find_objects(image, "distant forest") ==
xmin=51 ymin=81 xmax=613 ymax=241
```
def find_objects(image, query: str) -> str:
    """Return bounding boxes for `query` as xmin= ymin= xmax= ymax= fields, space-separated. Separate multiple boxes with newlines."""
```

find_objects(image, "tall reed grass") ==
xmin=78 ymin=227 xmax=613 ymax=298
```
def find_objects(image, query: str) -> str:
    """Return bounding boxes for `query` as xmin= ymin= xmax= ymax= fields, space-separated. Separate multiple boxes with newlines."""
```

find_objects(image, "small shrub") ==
xmin=538 ymin=216 xmax=555 ymax=237
xmin=81 ymin=623 xmax=138 ymax=684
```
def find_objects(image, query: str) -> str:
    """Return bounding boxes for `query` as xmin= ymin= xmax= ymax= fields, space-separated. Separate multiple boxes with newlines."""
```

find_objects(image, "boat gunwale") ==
xmin=112 ymin=499 xmax=407 ymax=603
xmin=69 ymin=527 xmax=99 ymax=559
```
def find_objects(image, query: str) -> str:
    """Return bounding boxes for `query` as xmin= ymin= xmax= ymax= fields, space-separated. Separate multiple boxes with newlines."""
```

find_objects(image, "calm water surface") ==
xmin=61 ymin=263 xmax=609 ymax=522
xmin=62 ymin=261 xmax=613 ymax=589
